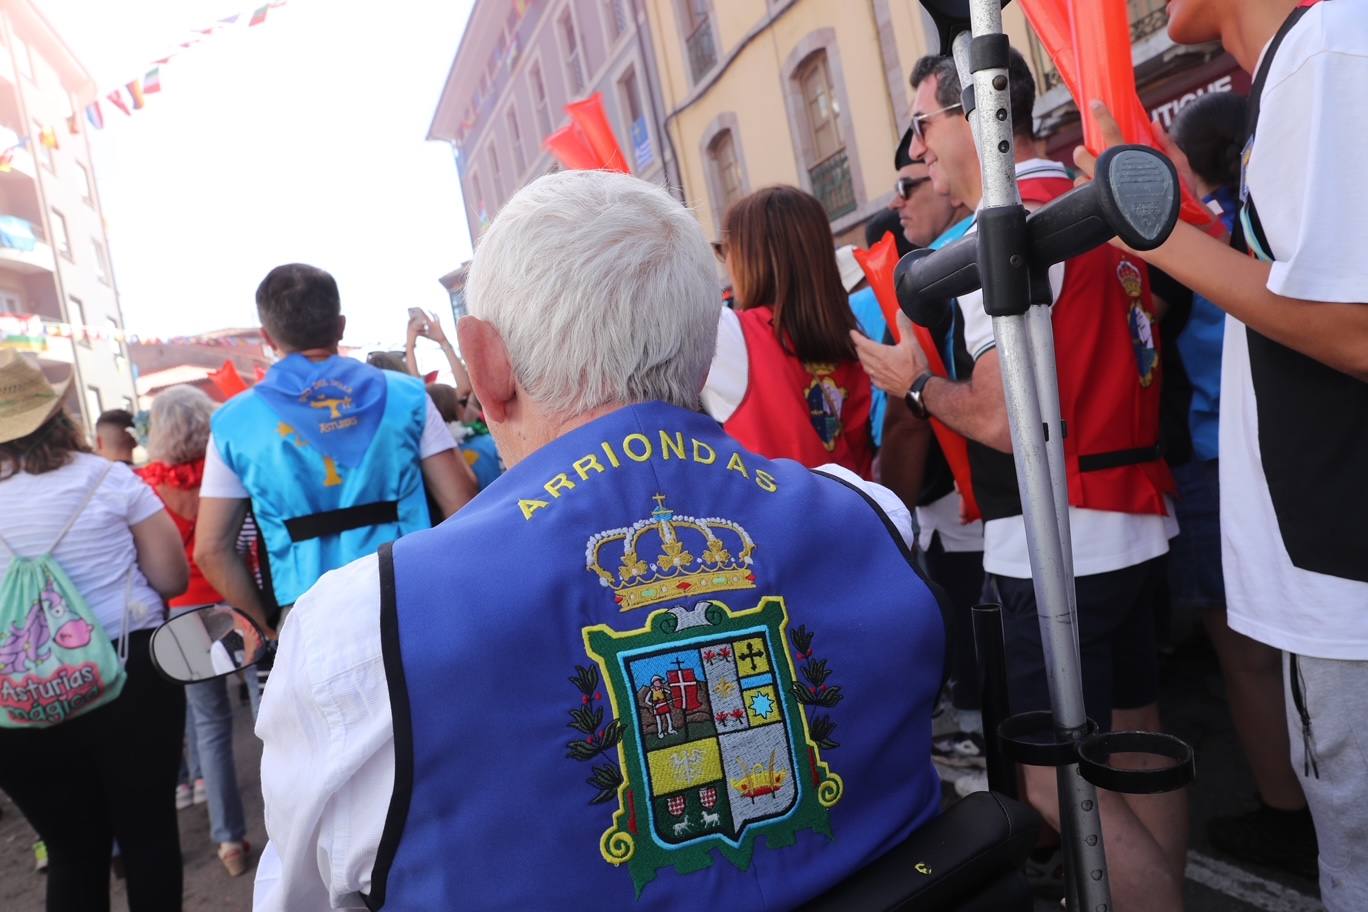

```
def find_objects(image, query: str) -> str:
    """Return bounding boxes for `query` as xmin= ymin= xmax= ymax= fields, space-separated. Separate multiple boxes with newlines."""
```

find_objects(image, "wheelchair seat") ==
xmin=800 ymin=790 xmax=1042 ymax=912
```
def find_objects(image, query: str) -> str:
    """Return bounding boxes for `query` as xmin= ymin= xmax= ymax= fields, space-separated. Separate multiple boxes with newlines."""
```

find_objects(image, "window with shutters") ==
xmin=507 ymin=107 xmax=526 ymax=176
xmin=560 ymin=11 xmax=586 ymax=97
xmin=530 ymin=62 xmax=552 ymax=138
xmin=710 ymin=130 xmax=743 ymax=214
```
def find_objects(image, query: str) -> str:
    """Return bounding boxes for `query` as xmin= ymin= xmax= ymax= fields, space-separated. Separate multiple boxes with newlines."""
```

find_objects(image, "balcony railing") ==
xmin=686 ymin=18 xmax=717 ymax=83
xmin=809 ymin=149 xmax=856 ymax=221
xmin=1028 ymin=0 xmax=1170 ymax=92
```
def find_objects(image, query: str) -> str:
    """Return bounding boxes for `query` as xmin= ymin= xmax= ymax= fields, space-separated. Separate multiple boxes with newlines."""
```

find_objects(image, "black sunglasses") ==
xmin=895 ymin=176 xmax=931 ymax=200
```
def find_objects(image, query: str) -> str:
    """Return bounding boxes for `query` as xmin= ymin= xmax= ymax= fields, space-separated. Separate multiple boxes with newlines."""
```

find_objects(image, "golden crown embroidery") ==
xmin=568 ymin=496 xmax=844 ymax=898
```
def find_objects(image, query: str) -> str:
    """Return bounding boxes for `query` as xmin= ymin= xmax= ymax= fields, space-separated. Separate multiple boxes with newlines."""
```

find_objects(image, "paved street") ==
xmin=1 ymin=628 xmax=1327 ymax=911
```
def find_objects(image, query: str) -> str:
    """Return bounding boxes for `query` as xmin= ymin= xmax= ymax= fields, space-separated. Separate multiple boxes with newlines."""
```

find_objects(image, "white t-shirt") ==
xmin=1222 ymin=2 xmax=1368 ymax=659
xmin=958 ymin=161 xmax=1177 ymax=579
xmin=250 ymin=466 xmax=913 ymax=910
xmin=701 ymin=305 xmax=747 ymax=423
xmin=201 ymin=398 xmax=455 ymax=499
xmin=0 ymin=454 xmax=166 ymax=638
xmin=915 ymin=492 xmax=983 ymax=553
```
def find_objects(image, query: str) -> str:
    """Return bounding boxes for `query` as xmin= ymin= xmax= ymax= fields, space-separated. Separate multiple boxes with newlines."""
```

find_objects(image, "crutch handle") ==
xmin=896 ymin=145 xmax=1180 ymax=323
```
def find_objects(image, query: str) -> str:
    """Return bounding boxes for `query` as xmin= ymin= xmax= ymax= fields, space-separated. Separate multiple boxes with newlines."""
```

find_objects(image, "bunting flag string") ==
xmin=0 ymin=1 xmax=291 ymax=164
xmin=0 ymin=311 xmax=268 ymax=349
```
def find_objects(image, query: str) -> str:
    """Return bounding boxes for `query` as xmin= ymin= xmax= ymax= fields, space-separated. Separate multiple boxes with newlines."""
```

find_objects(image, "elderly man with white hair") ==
xmin=252 ymin=170 xmax=946 ymax=911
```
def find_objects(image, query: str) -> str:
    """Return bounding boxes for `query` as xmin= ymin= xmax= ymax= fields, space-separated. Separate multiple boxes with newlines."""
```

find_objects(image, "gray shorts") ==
xmin=1284 ymin=652 xmax=1368 ymax=912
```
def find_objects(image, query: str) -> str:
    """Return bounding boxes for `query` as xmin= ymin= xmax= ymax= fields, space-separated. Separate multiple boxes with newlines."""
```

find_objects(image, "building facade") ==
xmin=429 ymin=0 xmax=677 ymax=246
xmin=432 ymin=1 xmax=1251 ymax=255
xmin=0 ymin=0 xmax=135 ymax=428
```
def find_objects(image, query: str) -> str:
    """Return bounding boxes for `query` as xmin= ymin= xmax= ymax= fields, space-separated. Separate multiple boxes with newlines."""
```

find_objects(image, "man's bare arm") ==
xmin=194 ymin=496 xmax=273 ymax=633
xmin=921 ymin=351 xmax=1012 ymax=453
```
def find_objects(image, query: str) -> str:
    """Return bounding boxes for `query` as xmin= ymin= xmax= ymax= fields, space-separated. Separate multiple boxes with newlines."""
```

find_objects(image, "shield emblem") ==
xmin=584 ymin=596 xmax=843 ymax=896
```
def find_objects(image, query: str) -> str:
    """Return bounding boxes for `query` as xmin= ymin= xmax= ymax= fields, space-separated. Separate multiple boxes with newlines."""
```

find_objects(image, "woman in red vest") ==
xmin=702 ymin=186 xmax=873 ymax=478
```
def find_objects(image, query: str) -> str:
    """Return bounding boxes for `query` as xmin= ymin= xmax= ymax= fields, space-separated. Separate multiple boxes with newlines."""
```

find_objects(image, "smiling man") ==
xmin=855 ymin=49 xmax=1186 ymax=912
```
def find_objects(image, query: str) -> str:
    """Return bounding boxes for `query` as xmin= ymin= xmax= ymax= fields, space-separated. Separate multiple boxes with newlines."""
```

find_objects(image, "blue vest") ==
xmin=459 ymin=431 xmax=503 ymax=490
xmin=212 ymin=366 xmax=430 ymax=607
xmin=371 ymin=402 xmax=944 ymax=910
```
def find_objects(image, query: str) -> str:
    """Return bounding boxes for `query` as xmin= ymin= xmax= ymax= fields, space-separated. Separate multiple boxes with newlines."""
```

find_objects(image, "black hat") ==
xmin=895 ymin=125 xmax=916 ymax=169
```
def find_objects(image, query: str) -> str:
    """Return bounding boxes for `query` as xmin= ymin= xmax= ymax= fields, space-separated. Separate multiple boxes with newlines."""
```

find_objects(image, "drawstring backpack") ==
xmin=0 ymin=463 xmax=135 ymax=727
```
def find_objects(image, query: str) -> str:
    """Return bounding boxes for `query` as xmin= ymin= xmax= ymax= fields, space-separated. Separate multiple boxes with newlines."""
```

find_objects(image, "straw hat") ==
xmin=0 ymin=350 xmax=70 ymax=444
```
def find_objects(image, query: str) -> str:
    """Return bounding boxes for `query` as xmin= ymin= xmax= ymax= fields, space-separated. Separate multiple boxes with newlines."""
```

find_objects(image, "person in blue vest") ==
xmin=250 ymin=171 xmax=947 ymax=911
xmin=194 ymin=263 xmax=478 ymax=633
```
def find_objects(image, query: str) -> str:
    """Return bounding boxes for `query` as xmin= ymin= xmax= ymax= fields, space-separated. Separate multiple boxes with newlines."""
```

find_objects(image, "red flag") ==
xmin=249 ymin=5 xmax=269 ymax=26
xmin=253 ymin=365 xmax=267 ymax=383
xmin=208 ymin=361 xmax=248 ymax=399
xmin=544 ymin=122 xmax=604 ymax=170
xmin=565 ymin=93 xmax=630 ymax=173
xmin=422 ymin=370 xmax=438 ymax=384
xmin=0 ymin=150 xmax=13 ymax=174
xmin=65 ymin=114 xmax=80 ymax=136
xmin=125 ymin=79 xmax=145 ymax=110
xmin=1018 ymin=0 xmax=1210 ymax=226
xmin=854 ymin=232 xmax=982 ymax=522
xmin=107 ymin=90 xmax=131 ymax=115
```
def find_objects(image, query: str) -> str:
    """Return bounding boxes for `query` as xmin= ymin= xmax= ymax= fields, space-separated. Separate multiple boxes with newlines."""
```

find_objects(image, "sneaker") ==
xmin=192 ymin=778 xmax=208 ymax=805
xmin=175 ymin=783 xmax=193 ymax=810
xmin=33 ymin=840 xmax=47 ymax=873
xmin=1208 ymin=803 xmax=1318 ymax=881
xmin=953 ymin=768 xmax=989 ymax=798
xmin=218 ymin=840 xmax=252 ymax=877
xmin=932 ymin=730 xmax=987 ymax=769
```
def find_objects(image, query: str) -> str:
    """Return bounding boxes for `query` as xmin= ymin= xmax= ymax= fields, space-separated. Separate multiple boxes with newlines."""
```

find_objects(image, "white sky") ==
xmin=38 ymin=0 xmax=476 ymax=359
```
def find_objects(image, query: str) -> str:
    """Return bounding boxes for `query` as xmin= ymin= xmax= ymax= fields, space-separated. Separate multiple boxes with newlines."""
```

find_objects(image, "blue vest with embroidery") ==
xmin=212 ymin=365 xmax=430 ymax=607
xmin=371 ymin=401 xmax=944 ymax=910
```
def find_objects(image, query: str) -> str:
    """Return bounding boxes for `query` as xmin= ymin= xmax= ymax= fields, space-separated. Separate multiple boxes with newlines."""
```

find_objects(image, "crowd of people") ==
xmin=0 ymin=1 xmax=1362 ymax=910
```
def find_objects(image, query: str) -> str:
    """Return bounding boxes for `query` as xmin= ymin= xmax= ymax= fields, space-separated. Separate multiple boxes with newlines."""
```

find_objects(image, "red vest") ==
xmin=1007 ymin=174 xmax=1175 ymax=517
xmin=724 ymin=306 xmax=873 ymax=478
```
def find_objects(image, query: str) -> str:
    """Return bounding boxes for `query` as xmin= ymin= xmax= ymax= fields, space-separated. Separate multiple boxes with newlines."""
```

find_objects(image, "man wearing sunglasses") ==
xmin=854 ymin=49 xmax=1185 ymax=912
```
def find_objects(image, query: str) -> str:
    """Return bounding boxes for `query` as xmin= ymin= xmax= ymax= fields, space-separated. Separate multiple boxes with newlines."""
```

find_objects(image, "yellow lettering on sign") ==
xmin=519 ymin=499 xmax=550 ymax=520
xmin=658 ymin=430 xmax=685 ymax=460
xmin=726 ymin=452 xmax=749 ymax=478
xmin=572 ymin=455 xmax=605 ymax=481
xmin=691 ymin=438 xmax=716 ymax=465
xmin=322 ymin=456 xmax=343 ymax=488
xmin=544 ymin=473 xmax=576 ymax=498
xmin=601 ymin=441 xmax=622 ymax=469
xmin=755 ymin=470 xmax=778 ymax=493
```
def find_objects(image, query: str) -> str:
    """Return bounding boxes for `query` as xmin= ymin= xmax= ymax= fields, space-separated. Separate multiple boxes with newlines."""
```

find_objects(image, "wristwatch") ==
xmin=904 ymin=372 xmax=934 ymax=419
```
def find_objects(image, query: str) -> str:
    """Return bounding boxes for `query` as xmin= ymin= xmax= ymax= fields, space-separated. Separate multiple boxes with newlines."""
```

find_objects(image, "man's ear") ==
xmin=336 ymin=315 xmax=347 ymax=345
xmin=260 ymin=326 xmax=278 ymax=353
xmin=456 ymin=316 xmax=515 ymax=424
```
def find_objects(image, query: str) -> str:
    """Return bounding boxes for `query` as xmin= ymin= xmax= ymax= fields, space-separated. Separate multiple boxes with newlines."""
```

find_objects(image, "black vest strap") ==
xmin=284 ymin=500 xmax=399 ymax=543
xmin=1077 ymin=445 xmax=1162 ymax=474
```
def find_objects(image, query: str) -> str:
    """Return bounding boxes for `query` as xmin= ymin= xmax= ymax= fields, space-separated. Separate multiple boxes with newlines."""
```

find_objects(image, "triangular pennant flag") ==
xmin=0 ymin=151 xmax=13 ymax=174
xmin=65 ymin=113 xmax=80 ymax=135
xmin=249 ymin=5 xmax=269 ymax=26
xmin=144 ymin=67 xmax=161 ymax=93
xmin=218 ymin=14 xmax=240 ymax=25
xmin=85 ymin=102 xmax=104 ymax=129
xmin=15 ymin=136 xmax=28 ymax=149
xmin=154 ymin=55 xmax=173 ymax=65
xmin=107 ymin=90 xmax=131 ymax=115
xmin=38 ymin=127 xmax=58 ymax=150
xmin=126 ymin=79 xmax=145 ymax=110
xmin=197 ymin=26 xmax=216 ymax=36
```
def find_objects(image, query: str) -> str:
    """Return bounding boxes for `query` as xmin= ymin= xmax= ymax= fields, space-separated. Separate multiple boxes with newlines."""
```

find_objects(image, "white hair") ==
xmin=148 ymin=384 xmax=216 ymax=465
xmin=466 ymin=170 xmax=720 ymax=416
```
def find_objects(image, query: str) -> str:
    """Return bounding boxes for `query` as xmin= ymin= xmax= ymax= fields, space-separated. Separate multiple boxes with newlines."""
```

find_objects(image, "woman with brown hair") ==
xmin=0 ymin=352 xmax=188 ymax=910
xmin=702 ymin=185 xmax=873 ymax=477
